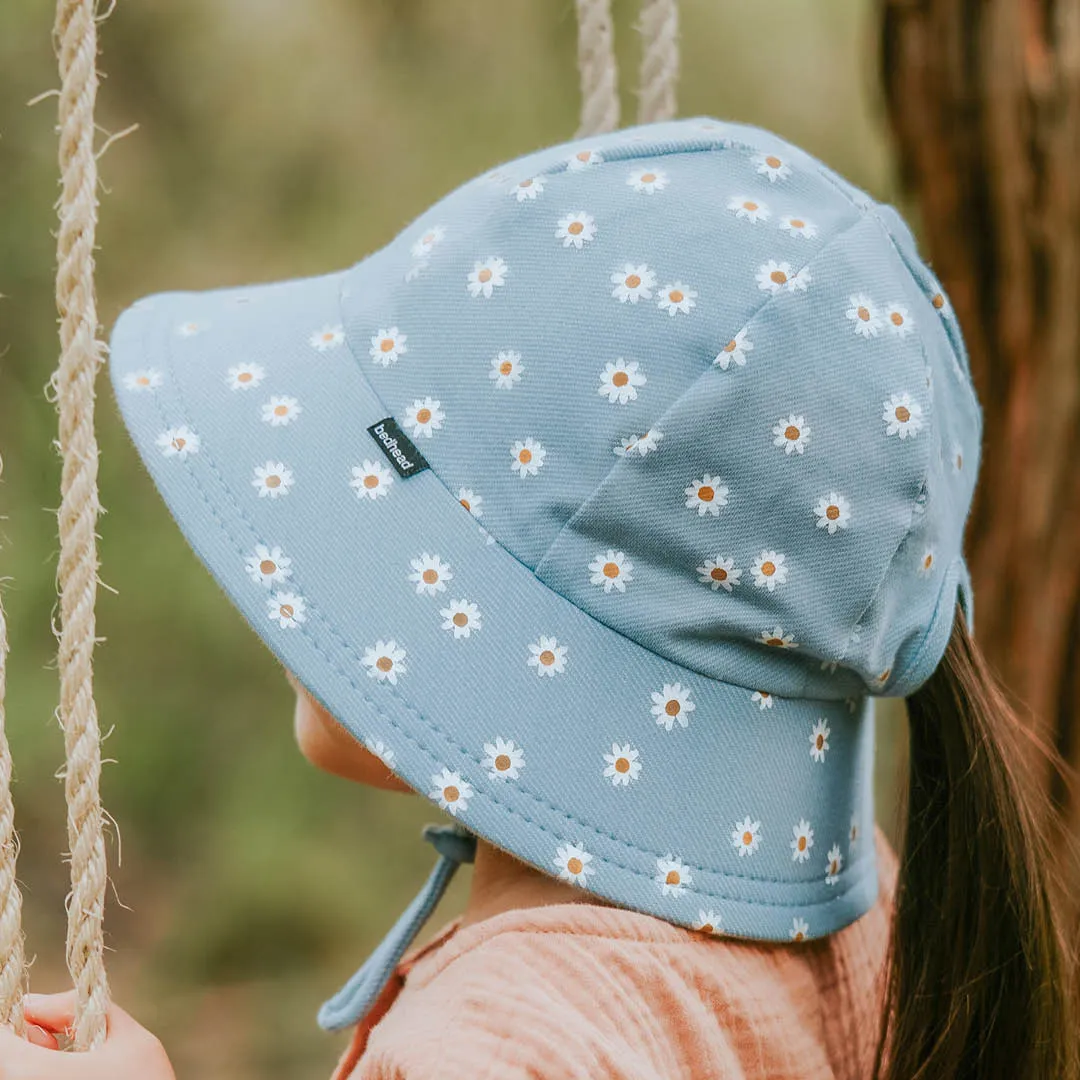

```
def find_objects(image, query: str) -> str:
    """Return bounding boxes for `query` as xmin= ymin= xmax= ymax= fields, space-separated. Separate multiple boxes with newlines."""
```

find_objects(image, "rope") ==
xmin=52 ymin=0 xmax=110 ymax=1051
xmin=0 ymin=521 xmax=27 ymax=1034
xmin=575 ymin=0 xmax=620 ymax=137
xmin=637 ymin=0 xmax=679 ymax=125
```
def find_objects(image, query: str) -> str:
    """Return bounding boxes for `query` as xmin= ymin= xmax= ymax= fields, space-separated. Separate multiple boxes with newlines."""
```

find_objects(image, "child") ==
xmin=3 ymin=118 xmax=1075 ymax=1079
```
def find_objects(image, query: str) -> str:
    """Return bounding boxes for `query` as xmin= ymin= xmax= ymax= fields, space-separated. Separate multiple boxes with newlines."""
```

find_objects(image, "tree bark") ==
xmin=880 ymin=0 xmax=1080 ymax=861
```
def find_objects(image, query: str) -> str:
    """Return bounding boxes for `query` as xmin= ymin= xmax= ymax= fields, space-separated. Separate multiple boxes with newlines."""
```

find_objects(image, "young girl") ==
xmin=2 ymin=117 xmax=1075 ymax=1079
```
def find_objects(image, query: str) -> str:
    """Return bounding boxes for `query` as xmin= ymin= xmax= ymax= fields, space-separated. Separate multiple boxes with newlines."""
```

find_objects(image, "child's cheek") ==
xmin=293 ymin=689 xmax=413 ymax=793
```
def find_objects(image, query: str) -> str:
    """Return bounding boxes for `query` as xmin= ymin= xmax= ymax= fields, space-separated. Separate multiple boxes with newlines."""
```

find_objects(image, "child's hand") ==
xmin=0 ymin=992 xmax=175 ymax=1079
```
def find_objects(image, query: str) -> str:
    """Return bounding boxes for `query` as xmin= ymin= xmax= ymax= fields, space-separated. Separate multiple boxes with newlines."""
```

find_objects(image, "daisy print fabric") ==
xmin=109 ymin=117 xmax=982 ymax=955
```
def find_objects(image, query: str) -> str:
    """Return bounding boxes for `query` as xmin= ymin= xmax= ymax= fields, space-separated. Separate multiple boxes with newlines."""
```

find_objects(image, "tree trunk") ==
xmin=880 ymin=0 xmax=1080 ymax=867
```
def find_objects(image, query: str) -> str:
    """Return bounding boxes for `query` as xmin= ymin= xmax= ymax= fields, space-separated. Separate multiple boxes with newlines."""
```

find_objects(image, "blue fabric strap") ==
xmin=317 ymin=823 xmax=477 ymax=1032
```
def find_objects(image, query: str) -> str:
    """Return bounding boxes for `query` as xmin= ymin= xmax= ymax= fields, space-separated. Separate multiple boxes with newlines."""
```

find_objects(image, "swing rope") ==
xmin=574 ymin=0 xmax=620 ymax=137
xmin=52 ymin=0 xmax=111 ymax=1051
xmin=0 ymin=558 xmax=27 ymax=1036
xmin=0 ymin=0 xmax=680 ymax=1048
xmin=636 ymin=0 xmax=680 ymax=125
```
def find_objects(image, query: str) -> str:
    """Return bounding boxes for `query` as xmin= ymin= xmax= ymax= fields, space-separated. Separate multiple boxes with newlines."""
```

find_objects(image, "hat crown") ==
xmin=344 ymin=118 xmax=981 ymax=701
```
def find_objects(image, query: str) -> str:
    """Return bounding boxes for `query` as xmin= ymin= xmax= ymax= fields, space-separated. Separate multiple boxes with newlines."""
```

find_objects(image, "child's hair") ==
xmin=876 ymin=606 xmax=1079 ymax=1079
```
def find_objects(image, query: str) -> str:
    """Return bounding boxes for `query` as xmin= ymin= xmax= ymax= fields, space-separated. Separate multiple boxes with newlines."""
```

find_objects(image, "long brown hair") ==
xmin=873 ymin=608 xmax=1079 ymax=1079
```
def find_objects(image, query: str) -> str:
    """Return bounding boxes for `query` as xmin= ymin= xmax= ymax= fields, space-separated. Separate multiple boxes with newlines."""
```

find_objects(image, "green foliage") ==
xmin=0 ymin=2 xmax=894 ymax=1075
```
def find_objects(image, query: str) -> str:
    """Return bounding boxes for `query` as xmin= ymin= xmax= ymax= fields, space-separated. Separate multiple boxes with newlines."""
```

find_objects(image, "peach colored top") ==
xmin=334 ymin=829 xmax=898 ymax=1080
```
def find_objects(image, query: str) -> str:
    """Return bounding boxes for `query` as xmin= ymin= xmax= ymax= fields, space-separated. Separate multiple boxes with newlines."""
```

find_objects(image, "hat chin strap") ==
xmin=317 ymin=824 xmax=477 ymax=1032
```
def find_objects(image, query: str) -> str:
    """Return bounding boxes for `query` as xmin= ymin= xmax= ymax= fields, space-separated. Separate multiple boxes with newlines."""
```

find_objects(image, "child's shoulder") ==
xmin=343 ymin=830 xmax=898 ymax=1080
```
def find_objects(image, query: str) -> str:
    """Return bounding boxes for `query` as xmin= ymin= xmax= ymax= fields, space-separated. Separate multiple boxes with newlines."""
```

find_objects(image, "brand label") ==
xmin=366 ymin=417 xmax=430 ymax=478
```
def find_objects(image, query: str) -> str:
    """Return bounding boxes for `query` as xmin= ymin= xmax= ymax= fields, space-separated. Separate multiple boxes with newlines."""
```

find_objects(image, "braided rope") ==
xmin=52 ymin=0 xmax=110 ymax=1051
xmin=575 ymin=0 xmax=620 ymax=137
xmin=637 ymin=0 xmax=679 ymax=125
xmin=0 ymin=531 xmax=26 ymax=1034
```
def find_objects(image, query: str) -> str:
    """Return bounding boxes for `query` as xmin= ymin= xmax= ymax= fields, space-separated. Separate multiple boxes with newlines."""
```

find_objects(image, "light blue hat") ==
xmin=109 ymin=117 xmax=981 ymax=1030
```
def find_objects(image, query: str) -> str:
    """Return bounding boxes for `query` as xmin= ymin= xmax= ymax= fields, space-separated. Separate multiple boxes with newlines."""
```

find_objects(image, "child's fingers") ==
xmin=21 ymin=990 xmax=78 ymax=1033
xmin=25 ymin=1023 xmax=61 ymax=1050
xmin=0 ymin=1024 xmax=77 ymax=1075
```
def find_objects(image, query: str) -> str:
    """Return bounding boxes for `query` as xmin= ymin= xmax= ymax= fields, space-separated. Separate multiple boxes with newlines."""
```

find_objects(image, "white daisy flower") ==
xmin=364 ymin=738 xmax=395 ymax=765
xmin=773 ymin=414 xmax=811 ymax=455
xmin=404 ymin=261 xmax=428 ymax=283
xmin=697 ymin=556 xmax=741 ymax=592
xmin=509 ymin=176 xmax=545 ymax=201
xmin=883 ymin=393 xmax=923 ymax=439
xmin=408 ymin=553 xmax=452 ymax=597
xmin=650 ymin=682 xmax=695 ymax=731
xmin=626 ymin=167 xmax=668 ymax=194
xmin=884 ymin=301 xmax=915 ymax=336
xmin=310 ymin=324 xmax=345 ymax=351
xmin=489 ymin=350 xmax=524 ymax=388
xmin=510 ymin=437 xmax=546 ymax=477
xmin=727 ymin=195 xmax=770 ymax=223
xmin=528 ymin=636 xmax=568 ymax=677
xmin=456 ymin=488 xmax=483 ymax=518
xmin=610 ymin=264 xmax=657 ymax=304
xmin=655 ymin=856 xmax=692 ymax=897
xmin=790 ymin=917 xmax=810 ymax=942
xmin=732 ymin=817 xmax=762 ymax=856
xmin=156 ymin=426 xmax=200 ymax=458
xmin=350 ymin=459 xmax=393 ymax=500
xmin=175 ymin=320 xmax=205 ymax=337
xmin=226 ymin=363 xmax=265 ymax=391
xmin=929 ymin=289 xmax=951 ymax=316
xmin=555 ymin=212 xmax=597 ymax=249
xmin=714 ymin=329 xmax=753 ymax=370
xmin=369 ymin=327 xmax=408 ymax=366
xmin=613 ymin=428 xmax=663 ymax=457
xmin=483 ymin=737 xmax=524 ymax=780
xmin=696 ymin=910 xmax=723 ymax=935
xmin=779 ymin=215 xmax=817 ymax=238
xmin=760 ymin=626 xmax=798 ymax=649
xmin=791 ymin=819 xmax=815 ymax=863
xmin=123 ymin=369 xmax=162 ymax=392
xmin=440 ymin=598 xmax=482 ymax=639
xmin=245 ymin=544 xmax=292 ymax=588
xmin=750 ymin=690 xmax=774 ymax=710
xmin=267 ymin=591 xmax=306 ymax=629
xmin=553 ymin=843 xmax=595 ymax=886
xmin=658 ymin=282 xmax=697 ymax=317
xmin=684 ymin=474 xmax=729 ymax=517
xmin=809 ymin=718 xmax=831 ymax=762
xmin=846 ymin=294 xmax=883 ymax=338
xmin=404 ymin=397 xmax=445 ymax=439
xmin=750 ymin=550 xmax=788 ymax=591
xmin=756 ymin=260 xmax=810 ymax=294
xmin=825 ymin=844 xmax=844 ymax=885
xmin=602 ymin=743 xmax=642 ymax=786
xmin=467 ymin=257 xmax=508 ymax=298
xmin=567 ymin=147 xmax=603 ymax=171
xmin=429 ymin=768 xmax=473 ymax=816
xmin=597 ymin=358 xmax=647 ymax=404
xmin=813 ymin=492 xmax=852 ymax=534
xmin=261 ymin=396 xmax=302 ymax=427
xmin=410 ymin=224 xmax=445 ymax=260
xmin=362 ymin=639 xmax=407 ymax=684
xmin=252 ymin=462 xmax=294 ymax=499
xmin=589 ymin=549 xmax=634 ymax=593
xmin=753 ymin=152 xmax=791 ymax=182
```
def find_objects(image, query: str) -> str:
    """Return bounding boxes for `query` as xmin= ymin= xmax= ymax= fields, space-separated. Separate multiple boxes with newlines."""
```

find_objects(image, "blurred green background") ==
xmin=1 ymin=2 xmax=907 ymax=1076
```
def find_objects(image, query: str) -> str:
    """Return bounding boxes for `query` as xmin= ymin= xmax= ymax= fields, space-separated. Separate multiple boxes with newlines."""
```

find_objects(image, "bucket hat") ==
xmin=109 ymin=117 xmax=981 ymax=1030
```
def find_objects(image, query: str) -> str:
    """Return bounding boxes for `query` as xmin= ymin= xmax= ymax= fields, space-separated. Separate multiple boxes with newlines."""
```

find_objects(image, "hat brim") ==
xmin=109 ymin=261 xmax=878 ymax=943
